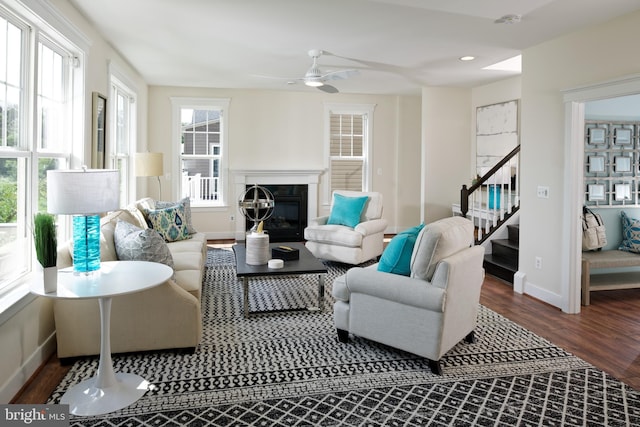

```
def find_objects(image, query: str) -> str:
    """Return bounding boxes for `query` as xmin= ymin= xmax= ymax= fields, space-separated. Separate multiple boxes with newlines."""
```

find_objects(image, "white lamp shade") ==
xmin=135 ymin=152 xmax=164 ymax=177
xmin=47 ymin=169 xmax=120 ymax=215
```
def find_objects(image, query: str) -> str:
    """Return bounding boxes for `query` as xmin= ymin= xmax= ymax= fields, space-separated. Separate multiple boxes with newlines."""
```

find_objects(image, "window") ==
xmin=172 ymin=98 xmax=230 ymax=206
xmin=0 ymin=4 xmax=80 ymax=300
xmin=324 ymin=103 xmax=375 ymax=198
xmin=110 ymin=75 xmax=136 ymax=205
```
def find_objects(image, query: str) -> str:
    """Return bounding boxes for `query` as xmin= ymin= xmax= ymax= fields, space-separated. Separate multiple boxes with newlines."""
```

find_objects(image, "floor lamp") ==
xmin=47 ymin=168 xmax=120 ymax=273
xmin=135 ymin=152 xmax=164 ymax=199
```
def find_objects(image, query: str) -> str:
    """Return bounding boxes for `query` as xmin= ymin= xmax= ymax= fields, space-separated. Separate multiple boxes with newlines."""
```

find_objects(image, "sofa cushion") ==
xmin=156 ymin=197 xmax=196 ymax=234
xmin=145 ymin=204 xmax=191 ymax=242
xmin=327 ymin=193 xmax=369 ymax=228
xmin=410 ymin=217 xmax=473 ymax=282
xmin=378 ymin=223 xmax=425 ymax=276
xmin=114 ymin=219 xmax=174 ymax=270
xmin=303 ymin=224 xmax=363 ymax=247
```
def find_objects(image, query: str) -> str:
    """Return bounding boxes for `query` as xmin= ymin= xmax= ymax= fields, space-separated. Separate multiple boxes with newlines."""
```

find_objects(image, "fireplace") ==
xmin=232 ymin=169 xmax=323 ymax=242
xmin=245 ymin=184 xmax=307 ymax=242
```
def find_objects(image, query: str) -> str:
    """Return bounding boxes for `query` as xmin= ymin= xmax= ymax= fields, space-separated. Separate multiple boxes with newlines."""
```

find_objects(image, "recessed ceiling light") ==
xmin=460 ymin=56 xmax=475 ymax=61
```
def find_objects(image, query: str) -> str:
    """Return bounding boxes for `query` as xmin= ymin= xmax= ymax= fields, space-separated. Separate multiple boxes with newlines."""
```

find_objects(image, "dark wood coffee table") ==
xmin=232 ymin=242 xmax=328 ymax=318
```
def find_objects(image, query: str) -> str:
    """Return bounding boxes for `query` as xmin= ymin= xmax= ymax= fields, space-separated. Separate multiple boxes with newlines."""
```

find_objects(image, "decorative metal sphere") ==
xmin=238 ymin=184 xmax=275 ymax=230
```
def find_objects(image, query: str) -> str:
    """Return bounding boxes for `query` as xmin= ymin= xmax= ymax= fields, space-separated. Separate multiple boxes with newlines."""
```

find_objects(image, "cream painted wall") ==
xmin=147 ymin=86 xmax=422 ymax=237
xmin=0 ymin=0 xmax=148 ymax=403
xmin=422 ymin=87 xmax=471 ymax=223
xmin=519 ymin=10 xmax=640 ymax=309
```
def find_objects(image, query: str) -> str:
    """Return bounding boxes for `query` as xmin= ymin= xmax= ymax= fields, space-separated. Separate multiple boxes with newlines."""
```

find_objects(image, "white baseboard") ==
xmin=522 ymin=279 xmax=563 ymax=308
xmin=0 ymin=332 xmax=56 ymax=404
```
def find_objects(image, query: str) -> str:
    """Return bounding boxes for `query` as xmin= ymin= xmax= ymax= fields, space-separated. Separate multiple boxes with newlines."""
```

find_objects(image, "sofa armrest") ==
xmin=354 ymin=218 xmax=388 ymax=236
xmin=341 ymin=266 xmax=445 ymax=312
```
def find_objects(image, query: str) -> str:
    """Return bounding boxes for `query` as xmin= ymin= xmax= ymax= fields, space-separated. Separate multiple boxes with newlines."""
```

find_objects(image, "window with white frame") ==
xmin=0 ymin=5 xmax=79 ymax=297
xmin=325 ymin=103 xmax=375 ymax=197
xmin=172 ymin=98 xmax=229 ymax=206
xmin=110 ymin=76 xmax=136 ymax=205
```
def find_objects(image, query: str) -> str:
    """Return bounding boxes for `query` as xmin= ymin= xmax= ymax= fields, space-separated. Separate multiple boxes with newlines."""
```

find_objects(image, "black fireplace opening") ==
xmin=245 ymin=184 xmax=308 ymax=243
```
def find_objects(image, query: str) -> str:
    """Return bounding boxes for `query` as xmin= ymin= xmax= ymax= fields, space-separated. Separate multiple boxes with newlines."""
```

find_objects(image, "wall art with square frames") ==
xmin=584 ymin=120 xmax=640 ymax=206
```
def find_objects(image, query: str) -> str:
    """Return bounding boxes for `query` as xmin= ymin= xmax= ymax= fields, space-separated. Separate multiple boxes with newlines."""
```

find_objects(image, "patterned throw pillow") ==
xmin=155 ymin=197 xmax=196 ymax=234
xmin=619 ymin=211 xmax=640 ymax=253
xmin=146 ymin=204 xmax=191 ymax=242
xmin=113 ymin=220 xmax=174 ymax=270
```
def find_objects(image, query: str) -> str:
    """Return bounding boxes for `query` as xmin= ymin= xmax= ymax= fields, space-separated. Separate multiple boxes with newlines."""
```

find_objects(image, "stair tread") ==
xmin=491 ymin=239 xmax=519 ymax=251
xmin=484 ymin=253 xmax=517 ymax=271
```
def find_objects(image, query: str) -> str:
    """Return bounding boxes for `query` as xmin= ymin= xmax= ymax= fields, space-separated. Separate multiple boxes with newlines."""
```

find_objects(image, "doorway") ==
xmin=563 ymin=75 xmax=640 ymax=313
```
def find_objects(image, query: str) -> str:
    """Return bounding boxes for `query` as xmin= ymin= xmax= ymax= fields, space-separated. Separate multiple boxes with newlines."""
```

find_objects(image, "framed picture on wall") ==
xmin=91 ymin=92 xmax=107 ymax=169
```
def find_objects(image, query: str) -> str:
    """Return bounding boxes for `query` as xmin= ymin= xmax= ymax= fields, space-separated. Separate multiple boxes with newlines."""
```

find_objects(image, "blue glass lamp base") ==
xmin=488 ymin=185 xmax=501 ymax=210
xmin=73 ymin=215 xmax=101 ymax=273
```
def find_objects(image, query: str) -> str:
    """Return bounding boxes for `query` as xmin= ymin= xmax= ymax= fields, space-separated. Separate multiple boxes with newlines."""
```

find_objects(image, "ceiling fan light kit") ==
xmin=260 ymin=49 xmax=356 ymax=93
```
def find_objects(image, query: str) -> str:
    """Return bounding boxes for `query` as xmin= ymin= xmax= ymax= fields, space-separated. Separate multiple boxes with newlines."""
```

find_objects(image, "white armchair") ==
xmin=304 ymin=190 xmax=388 ymax=265
xmin=332 ymin=216 xmax=485 ymax=375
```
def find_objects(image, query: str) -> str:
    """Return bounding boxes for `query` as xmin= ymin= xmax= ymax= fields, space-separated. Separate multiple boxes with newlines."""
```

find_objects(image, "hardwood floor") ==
xmin=11 ymin=273 xmax=640 ymax=404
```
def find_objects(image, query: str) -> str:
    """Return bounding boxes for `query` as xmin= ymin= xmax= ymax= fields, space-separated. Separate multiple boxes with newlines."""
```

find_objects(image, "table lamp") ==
xmin=47 ymin=168 xmax=120 ymax=273
xmin=135 ymin=152 xmax=164 ymax=198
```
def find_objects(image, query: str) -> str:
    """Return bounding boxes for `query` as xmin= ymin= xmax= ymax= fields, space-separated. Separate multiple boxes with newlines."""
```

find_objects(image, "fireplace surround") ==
xmin=232 ymin=170 xmax=322 ymax=241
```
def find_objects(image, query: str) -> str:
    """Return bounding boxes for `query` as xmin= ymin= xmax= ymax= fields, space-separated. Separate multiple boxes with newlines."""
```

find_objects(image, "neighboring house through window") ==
xmin=171 ymin=97 xmax=230 ymax=206
xmin=324 ymin=103 xmax=375 ymax=201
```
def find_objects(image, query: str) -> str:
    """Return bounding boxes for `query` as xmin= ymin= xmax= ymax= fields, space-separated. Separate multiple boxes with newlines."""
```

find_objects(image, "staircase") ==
xmin=483 ymin=223 xmax=519 ymax=284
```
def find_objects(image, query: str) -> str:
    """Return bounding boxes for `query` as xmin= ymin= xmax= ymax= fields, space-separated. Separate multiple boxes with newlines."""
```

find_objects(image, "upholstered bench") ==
xmin=581 ymin=250 xmax=640 ymax=305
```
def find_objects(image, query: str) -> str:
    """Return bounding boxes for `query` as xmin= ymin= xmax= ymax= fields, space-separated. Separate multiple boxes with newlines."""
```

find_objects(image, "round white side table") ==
xmin=31 ymin=261 xmax=173 ymax=416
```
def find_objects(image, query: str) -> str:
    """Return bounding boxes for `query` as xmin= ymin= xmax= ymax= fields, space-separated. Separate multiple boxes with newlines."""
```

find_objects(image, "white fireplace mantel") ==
xmin=231 ymin=169 xmax=324 ymax=240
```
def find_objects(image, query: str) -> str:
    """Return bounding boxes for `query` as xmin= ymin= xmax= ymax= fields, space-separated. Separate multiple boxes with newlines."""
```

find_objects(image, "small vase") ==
xmin=43 ymin=266 xmax=58 ymax=293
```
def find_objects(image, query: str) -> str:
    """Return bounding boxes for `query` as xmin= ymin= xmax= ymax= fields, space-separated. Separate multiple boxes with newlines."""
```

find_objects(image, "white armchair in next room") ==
xmin=304 ymin=190 xmax=388 ymax=265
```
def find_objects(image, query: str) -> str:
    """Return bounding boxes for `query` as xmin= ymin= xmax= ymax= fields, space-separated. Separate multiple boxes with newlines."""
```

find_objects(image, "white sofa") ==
xmin=53 ymin=198 xmax=206 ymax=359
xmin=332 ymin=217 xmax=485 ymax=375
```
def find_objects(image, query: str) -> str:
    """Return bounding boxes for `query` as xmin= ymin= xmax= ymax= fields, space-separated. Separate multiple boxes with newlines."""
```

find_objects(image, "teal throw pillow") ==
xmin=327 ymin=194 xmax=369 ymax=228
xmin=378 ymin=223 xmax=425 ymax=276
xmin=619 ymin=211 xmax=640 ymax=253
xmin=146 ymin=204 xmax=191 ymax=242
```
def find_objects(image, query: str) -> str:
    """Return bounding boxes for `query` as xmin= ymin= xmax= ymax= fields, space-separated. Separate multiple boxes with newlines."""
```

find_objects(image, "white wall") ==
xmin=147 ymin=86 xmax=422 ymax=237
xmin=421 ymin=87 xmax=471 ymax=223
xmin=519 ymin=10 xmax=640 ymax=309
xmin=0 ymin=0 xmax=148 ymax=403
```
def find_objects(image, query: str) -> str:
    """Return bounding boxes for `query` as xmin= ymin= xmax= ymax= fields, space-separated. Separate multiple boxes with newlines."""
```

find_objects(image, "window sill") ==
xmin=0 ymin=275 xmax=37 ymax=327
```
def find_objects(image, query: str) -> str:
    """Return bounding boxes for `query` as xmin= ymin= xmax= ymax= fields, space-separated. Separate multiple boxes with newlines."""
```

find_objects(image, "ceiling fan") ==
xmin=264 ymin=49 xmax=358 ymax=93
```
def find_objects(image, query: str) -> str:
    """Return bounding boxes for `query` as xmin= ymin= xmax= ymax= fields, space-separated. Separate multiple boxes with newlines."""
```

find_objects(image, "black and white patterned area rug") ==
xmin=49 ymin=248 xmax=640 ymax=426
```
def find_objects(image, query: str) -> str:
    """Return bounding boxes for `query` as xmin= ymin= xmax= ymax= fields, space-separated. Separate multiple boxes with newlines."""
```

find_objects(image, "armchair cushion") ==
xmin=378 ymin=223 xmax=424 ymax=276
xmin=410 ymin=216 xmax=474 ymax=282
xmin=327 ymin=193 xmax=369 ymax=228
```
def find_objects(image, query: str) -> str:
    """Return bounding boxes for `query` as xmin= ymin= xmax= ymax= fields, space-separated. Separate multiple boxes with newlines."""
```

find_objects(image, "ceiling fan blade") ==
xmin=322 ymin=69 xmax=358 ymax=81
xmin=318 ymin=84 xmax=338 ymax=94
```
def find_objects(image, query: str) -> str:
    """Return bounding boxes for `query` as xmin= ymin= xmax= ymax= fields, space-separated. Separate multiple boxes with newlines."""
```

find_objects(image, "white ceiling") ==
xmin=69 ymin=0 xmax=640 ymax=95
